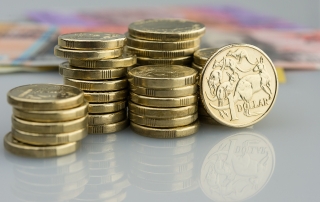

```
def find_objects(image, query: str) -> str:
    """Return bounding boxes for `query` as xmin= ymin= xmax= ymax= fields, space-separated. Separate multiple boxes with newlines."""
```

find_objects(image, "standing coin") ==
xmin=4 ymin=133 xmax=81 ymax=158
xmin=88 ymin=101 xmax=126 ymax=114
xmin=200 ymin=44 xmax=278 ymax=127
xmin=130 ymin=84 xmax=197 ymax=98
xmin=12 ymin=101 xmax=88 ymax=122
xmin=54 ymin=45 xmax=122 ymax=60
xmin=128 ymin=65 xmax=197 ymax=88
xmin=128 ymin=19 xmax=205 ymax=41
xmin=84 ymin=90 xmax=127 ymax=103
xmin=130 ymin=121 xmax=199 ymax=138
xmin=7 ymin=84 xmax=83 ymax=110
xmin=64 ymin=78 xmax=127 ymax=92
xmin=59 ymin=62 xmax=127 ymax=80
xmin=193 ymin=48 xmax=219 ymax=66
xmin=58 ymin=32 xmax=126 ymax=50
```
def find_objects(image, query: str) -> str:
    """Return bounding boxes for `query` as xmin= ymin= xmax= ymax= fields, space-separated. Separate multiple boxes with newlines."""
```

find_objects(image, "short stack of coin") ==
xmin=128 ymin=65 xmax=199 ymax=138
xmin=193 ymin=48 xmax=220 ymax=125
xmin=126 ymin=19 xmax=205 ymax=66
xmin=4 ymin=84 xmax=88 ymax=158
xmin=54 ymin=32 xmax=137 ymax=134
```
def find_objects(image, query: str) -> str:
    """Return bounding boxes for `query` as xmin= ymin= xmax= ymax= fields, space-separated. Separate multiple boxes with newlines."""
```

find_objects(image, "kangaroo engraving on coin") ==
xmin=200 ymin=132 xmax=275 ymax=201
xmin=200 ymin=44 xmax=278 ymax=127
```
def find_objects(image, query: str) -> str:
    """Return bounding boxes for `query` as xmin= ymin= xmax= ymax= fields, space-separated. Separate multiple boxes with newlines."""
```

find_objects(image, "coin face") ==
xmin=200 ymin=44 xmax=278 ymax=128
xmin=128 ymin=19 xmax=205 ymax=41
xmin=200 ymin=132 xmax=275 ymax=201
xmin=193 ymin=48 xmax=219 ymax=66
xmin=58 ymin=32 xmax=126 ymax=49
xmin=7 ymin=84 xmax=83 ymax=110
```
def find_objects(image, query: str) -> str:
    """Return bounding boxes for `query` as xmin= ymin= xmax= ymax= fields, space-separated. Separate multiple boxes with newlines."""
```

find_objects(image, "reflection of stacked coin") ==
xmin=54 ymin=32 xmax=137 ymax=134
xmin=73 ymin=134 xmax=129 ymax=201
xmin=4 ymin=84 xmax=88 ymax=157
xmin=128 ymin=65 xmax=199 ymax=138
xmin=6 ymin=150 xmax=89 ymax=201
xmin=193 ymin=48 xmax=220 ymax=125
xmin=127 ymin=19 xmax=205 ymax=66
xmin=128 ymin=133 xmax=198 ymax=193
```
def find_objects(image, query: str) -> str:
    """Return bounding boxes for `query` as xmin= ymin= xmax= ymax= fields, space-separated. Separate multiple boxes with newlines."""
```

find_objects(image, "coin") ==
xmin=130 ymin=84 xmax=197 ymax=97
xmin=64 ymin=78 xmax=127 ymax=92
xmin=88 ymin=101 xmax=126 ymax=114
xmin=130 ymin=113 xmax=198 ymax=128
xmin=69 ymin=52 xmax=136 ymax=68
xmin=200 ymin=44 xmax=278 ymax=127
xmin=88 ymin=119 xmax=128 ymax=134
xmin=126 ymin=34 xmax=200 ymax=50
xmin=12 ymin=101 xmax=88 ymax=122
xmin=137 ymin=56 xmax=192 ymax=65
xmin=130 ymin=121 xmax=199 ymax=138
xmin=130 ymin=93 xmax=197 ymax=107
xmin=58 ymin=32 xmax=126 ymax=50
xmin=128 ymin=19 xmax=205 ymax=41
xmin=84 ymin=90 xmax=127 ymax=103
xmin=7 ymin=84 xmax=84 ymax=110
xmin=129 ymin=102 xmax=197 ymax=118
xmin=88 ymin=110 xmax=126 ymax=126
xmin=126 ymin=46 xmax=198 ymax=58
xmin=4 ymin=133 xmax=80 ymax=158
xmin=59 ymin=62 xmax=127 ymax=80
xmin=193 ymin=48 xmax=219 ymax=66
xmin=128 ymin=65 xmax=197 ymax=88
xmin=191 ymin=62 xmax=203 ymax=71
xmin=12 ymin=116 xmax=88 ymax=133
xmin=11 ymin=128 xmax=87 ymax=146
xmin=54 ymin=45 xmax=122 ymax=60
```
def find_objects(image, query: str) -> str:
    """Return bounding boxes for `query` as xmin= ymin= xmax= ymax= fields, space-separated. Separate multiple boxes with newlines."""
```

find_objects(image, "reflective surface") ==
xmin=0 ymin=70 xmax=320 ymax=201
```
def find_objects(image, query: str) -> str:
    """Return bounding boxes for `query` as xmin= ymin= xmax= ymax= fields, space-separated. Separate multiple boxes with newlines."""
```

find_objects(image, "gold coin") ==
xmin=4 ymin=132 xmax=80 ymax=158
xmin=128 ymin=19 xmax=205 ymax=41
xmin=200 ymin=44 xmax=278 ymax=128
xmin=64 ymin=78 xmax=127 ymax=92
xmin=128 ymin=65 xmax=197 ymax=88
xmin=130 ymin=84 xmax=197 ymax=97
xmin=69 ymin=52 xmax=136 ymax=68
xmin=84 ymin=90 xmax=127 ymax=103
xmin=130 ymin=112 xmax=198 ymax=128
xmin=137 ymin=56 xmax=192 ymax=65
xmin=59 ymin=62 xmax=126 ymax=80
xmin=88 ymin=110 xmax=126 ymax=126
xmin=126 ymin=33 xmax=200 ymax=50
xmin=126 ymin=46 xmax=198 ymax=58
xmin=7 ymin=84 xmax=84 ymax=111
xmin=130 ymin=93 xmax=197 ymax=107
xmin=12 ymin=116 xmax=88 ymax=133
xmin=88 ymin=119 xmax=128 ymax=134
xmin=199 ymin=115 xmax=220 ymax=125
xmin=11 ymin=128 xmax=87 ymax=146
xmin=191 ymin=62 xmax=203 ymax=71
xmin=54 ymin=45 xmax=122 ymax=60
xmin=193 ymin=48 xmax=219 ymax=66
xmin=130 ymin=121 xmax=199 ymax=138
xmin=58 ymin=32 xmax=126 ymax=50
xmin=88 ymin=101 xmax=126 ymax=114
xmin=12 ymin=101 xmax=88 ymax=123
xmin=129 ymin=101 xmax=197 ymax=118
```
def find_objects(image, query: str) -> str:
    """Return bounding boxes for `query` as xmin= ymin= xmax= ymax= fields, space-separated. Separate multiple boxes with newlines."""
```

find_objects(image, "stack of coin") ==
xmin=126 ymin=19 xmax=205 ymax=66
xmin=4 ymin=84 xmax=88 ymax=157
xmin=193 ymin=48 xmax=220 ymax=125
xmin=128 ymin=65 xmax=199 ymax=138
xmin=54 ymin=32 xmax=137 ymax=134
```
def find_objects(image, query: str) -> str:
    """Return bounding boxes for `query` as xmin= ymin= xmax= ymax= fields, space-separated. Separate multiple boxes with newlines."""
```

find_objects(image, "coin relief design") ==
xmin=200 ymin=44 xmax=278 ymax=127
xmin=200 ymin=132 xmax=275 ymax=201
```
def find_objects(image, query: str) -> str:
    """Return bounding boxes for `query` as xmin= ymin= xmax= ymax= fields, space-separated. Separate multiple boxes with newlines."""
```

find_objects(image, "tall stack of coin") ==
xmin=54 ymin=32 xmax=137 ymax=134
xmin=4 ymin=84 xmax=88 ymax=157
xmin=126 ymin=19 xmax=205 ymax=66
xmin=193 ymin=48 xmax=220 ymax=125
xmin=128 ymin=65 xmax=199 ymax=138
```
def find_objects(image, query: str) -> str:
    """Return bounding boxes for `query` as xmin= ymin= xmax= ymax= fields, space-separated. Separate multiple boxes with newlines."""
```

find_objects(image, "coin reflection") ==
xmin=6 ymin=150 xmax=89 ymax=202
xmin=129 ymin=133 xmax=198 ymax=193
xmin=200 ymin=132 xmax=275 ymax=201
xmin=73 ymin=134 xmax=129 ymax=201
